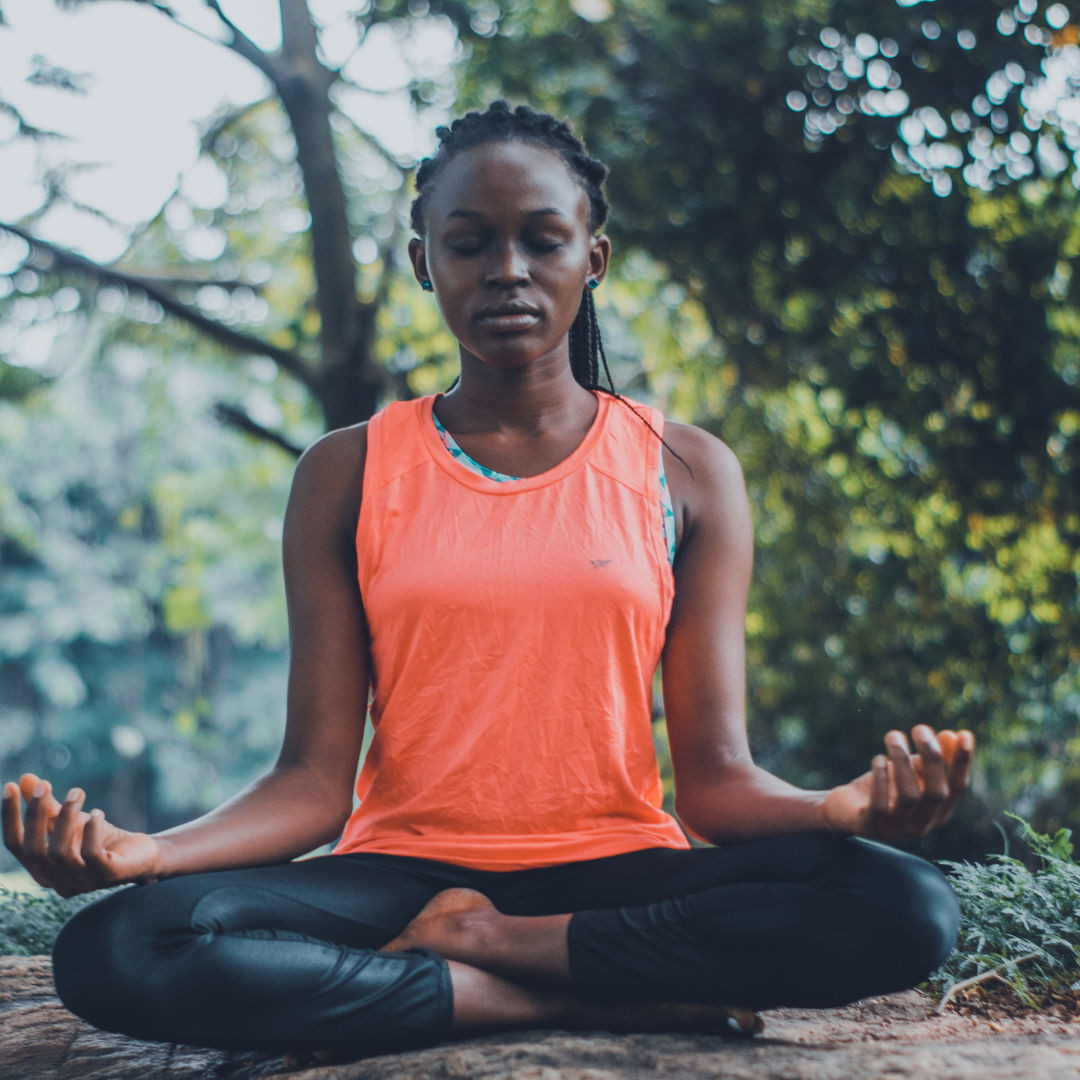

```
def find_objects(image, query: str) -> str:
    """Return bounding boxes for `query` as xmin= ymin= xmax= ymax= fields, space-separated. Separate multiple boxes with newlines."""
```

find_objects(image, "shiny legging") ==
xmin=51 ymin=834 xmax=959 ymax=1056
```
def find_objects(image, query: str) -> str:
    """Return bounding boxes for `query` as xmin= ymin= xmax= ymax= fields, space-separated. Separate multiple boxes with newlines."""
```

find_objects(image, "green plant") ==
xmin=0 ymin=886 xmax=106 ymax=957
xmin=930 ymin=816 xmax=1080 ymax=1009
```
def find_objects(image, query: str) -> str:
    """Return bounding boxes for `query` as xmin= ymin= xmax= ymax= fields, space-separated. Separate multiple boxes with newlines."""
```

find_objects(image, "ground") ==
xmin=4 ymin=956 xmax=1080 ymax=1080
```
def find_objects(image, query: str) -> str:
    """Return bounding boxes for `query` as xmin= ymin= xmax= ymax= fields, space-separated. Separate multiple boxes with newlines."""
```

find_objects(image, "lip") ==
xmin=475 ymin=300 xmax=542 ymax=332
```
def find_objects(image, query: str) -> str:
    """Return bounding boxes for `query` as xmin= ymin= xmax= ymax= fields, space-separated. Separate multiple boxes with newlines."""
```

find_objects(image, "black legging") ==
xmin=51 ymin=834 xmax=958 ymax=1056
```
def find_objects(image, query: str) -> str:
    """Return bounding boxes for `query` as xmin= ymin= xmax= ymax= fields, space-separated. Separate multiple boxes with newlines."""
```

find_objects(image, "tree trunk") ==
xmin=275 ymin=0 xmax=383 ymax=430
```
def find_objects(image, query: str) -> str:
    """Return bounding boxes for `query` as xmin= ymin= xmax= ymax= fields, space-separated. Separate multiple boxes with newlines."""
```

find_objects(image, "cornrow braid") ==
xmin=411 ymin=100 xmax=609 ymax=237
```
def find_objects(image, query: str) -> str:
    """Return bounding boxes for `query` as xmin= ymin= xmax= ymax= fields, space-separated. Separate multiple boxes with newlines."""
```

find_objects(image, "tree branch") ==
xmin=936 ymin=953 xmax=1040 ymax=1014
xmin=214 ymin=403 xmax=303 ymax=457
xmin=124 ymin=273 xmax=263 ymax=292
xmin=0 ymin=222 xmax=317 ymax=392
xmin=202 ymin=0 xmax=281 ymax=82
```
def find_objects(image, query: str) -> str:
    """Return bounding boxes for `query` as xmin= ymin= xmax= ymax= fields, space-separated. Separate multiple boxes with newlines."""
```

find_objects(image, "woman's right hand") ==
xmin=2 ymin=774 xmax=163 ymax=897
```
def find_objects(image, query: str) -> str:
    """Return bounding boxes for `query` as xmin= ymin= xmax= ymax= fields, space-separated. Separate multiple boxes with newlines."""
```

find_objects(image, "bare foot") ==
xmin=382 ymin=888 xmax=499 ymax=956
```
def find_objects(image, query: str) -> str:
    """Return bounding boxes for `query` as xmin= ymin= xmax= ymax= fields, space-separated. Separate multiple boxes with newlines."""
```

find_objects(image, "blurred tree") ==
xmin=0 ymin=0 xmax=463 ymax=852
xmin=0 ymin=288 xmax=297 ymax=839
xmin=0 ymin=0 xmax=458 ymax=437
xmin=440 ymin=0 xmax=1080 ymax=850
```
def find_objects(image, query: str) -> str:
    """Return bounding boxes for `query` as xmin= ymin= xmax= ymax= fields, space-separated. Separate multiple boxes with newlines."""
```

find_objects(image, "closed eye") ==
xmin=448 ymin=239 xmax=489 ymax=254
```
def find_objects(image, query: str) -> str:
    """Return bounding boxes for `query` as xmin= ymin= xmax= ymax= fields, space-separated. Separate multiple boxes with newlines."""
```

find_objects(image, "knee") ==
xmin=52 ymin=890 xmax=146 ymax=1031
xmin=851 ymin=840 xmax=960 ymax=989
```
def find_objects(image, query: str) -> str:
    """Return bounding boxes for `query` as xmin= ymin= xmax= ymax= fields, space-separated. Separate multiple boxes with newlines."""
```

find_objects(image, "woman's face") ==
xmin=409 ymin=141 xmax=610 ymax=372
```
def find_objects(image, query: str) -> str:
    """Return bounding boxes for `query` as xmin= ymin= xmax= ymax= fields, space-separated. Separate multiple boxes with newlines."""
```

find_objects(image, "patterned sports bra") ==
xmin=433 ymin=408 xmax=677 ymax=565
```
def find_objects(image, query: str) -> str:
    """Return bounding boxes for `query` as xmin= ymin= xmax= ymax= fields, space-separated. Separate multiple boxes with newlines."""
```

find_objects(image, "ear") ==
xmin=588 ymin=234 xmax=611 ymax=286
xmin=408 ymin=237 xmax=430 ymax=286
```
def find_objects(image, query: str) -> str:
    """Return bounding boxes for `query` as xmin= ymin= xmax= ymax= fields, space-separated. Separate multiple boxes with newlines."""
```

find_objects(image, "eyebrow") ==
xmin=446 ymin=208 xmax=566 ymax=220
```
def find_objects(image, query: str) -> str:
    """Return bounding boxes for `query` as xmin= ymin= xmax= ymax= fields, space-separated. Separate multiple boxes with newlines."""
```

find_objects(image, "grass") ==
xmin=0 ymin=878 xmax=103 ymax=957
xmin=928 ymin=816 xmax=1080 ymax=1012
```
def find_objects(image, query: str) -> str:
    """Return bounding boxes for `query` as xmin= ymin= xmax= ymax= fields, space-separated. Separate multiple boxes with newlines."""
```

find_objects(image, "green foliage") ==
xmin=0 ymin=885 xmax=102 ymax=957
xmin=931 ymin=818 xmax=1080 ymax=1006
xmin=0 ymin=329 xmax=296 ymax=841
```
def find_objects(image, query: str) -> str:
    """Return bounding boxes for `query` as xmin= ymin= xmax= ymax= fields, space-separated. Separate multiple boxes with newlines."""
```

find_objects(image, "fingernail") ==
xmin=32 ymin=783 xmax=45 ymax=798
xmin=65 ymin=789 xmax=79 ymax=803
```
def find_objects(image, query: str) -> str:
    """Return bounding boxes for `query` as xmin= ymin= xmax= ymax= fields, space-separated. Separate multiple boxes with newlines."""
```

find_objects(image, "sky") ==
xmin=0 ymin=0 xmax=456 ymax=267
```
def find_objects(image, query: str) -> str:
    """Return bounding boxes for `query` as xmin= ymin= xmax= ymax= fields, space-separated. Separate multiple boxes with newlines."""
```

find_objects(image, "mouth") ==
xmin=475 ymin=301 xmax=542 ymax=333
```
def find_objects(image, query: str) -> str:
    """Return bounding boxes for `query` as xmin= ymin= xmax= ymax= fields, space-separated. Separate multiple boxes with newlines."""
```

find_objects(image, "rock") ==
xmin=4 ymin=956 xmax=1080 ymax=1080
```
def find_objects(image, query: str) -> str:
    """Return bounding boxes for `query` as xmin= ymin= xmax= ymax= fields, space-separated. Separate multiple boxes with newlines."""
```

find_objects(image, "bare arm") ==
xmin=3 ymin=425 xmax=372 ymax=895
xmin=659 ymin=424 xmax=973 ymax=845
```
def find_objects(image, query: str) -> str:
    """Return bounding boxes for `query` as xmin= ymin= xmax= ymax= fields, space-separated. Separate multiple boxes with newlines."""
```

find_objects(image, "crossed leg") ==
xmin=382 ymin=888 xmax=762 ymax=1036
xmin=52 ymin=835 xmax=957 ymax=1060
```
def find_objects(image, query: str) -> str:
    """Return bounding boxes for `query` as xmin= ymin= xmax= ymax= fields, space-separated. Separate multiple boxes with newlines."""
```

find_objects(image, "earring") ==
xmin=420 ymin=279 xmax=434 ymax=292
xmin=587 ymin=279 xmax=599 ymax=291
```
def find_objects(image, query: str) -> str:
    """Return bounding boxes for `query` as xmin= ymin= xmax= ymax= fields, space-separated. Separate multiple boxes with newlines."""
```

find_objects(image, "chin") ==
xmin=467 ymin=337 xmax=555 ymax=371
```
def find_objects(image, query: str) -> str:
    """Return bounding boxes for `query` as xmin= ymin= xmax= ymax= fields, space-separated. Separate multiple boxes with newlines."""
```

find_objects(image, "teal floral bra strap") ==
xmin=432 ymin=410 xmax=677 ymax=565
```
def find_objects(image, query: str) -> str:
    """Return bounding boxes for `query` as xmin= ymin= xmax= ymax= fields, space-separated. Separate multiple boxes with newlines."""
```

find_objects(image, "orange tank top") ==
xmin=334 ymin=392 xmax=689 ymax=869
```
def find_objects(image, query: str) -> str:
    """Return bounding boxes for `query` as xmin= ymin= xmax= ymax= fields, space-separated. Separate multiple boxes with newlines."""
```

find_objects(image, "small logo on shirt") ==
xmin=591 ymin=559 xmax=612 ymax=569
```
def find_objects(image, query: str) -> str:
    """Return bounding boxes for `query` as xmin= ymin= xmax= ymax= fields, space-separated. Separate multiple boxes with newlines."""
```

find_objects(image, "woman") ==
xmin=2 ymin=102 xmax=972 ymax=1059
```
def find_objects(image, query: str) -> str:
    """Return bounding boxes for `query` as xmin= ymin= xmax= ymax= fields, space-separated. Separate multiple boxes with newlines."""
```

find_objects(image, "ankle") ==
xmin=445 ymin=906 xmax=504 ymax=959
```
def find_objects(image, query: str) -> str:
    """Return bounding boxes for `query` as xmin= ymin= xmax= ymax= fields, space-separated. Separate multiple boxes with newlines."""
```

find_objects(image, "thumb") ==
xmin=81 ymin=809 xmax=116 ymax=879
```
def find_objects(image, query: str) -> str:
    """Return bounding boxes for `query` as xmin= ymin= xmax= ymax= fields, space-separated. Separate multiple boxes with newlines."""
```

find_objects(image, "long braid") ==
xmin=568 ymin=289 xmax=599 ymax=390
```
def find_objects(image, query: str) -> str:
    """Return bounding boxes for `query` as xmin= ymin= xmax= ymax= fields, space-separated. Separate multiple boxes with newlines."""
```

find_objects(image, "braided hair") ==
xmin=410 ymin=101 xmax=617 ymax=395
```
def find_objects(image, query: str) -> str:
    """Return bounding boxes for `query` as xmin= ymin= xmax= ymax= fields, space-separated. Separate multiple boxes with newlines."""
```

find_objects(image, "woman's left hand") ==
xmin=820 ymin=726 xmax=974 ymax=841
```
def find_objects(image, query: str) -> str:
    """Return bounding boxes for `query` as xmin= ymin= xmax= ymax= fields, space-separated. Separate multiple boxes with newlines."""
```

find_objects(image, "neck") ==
xmin=439 ymin=344 xmax=596 ymax=433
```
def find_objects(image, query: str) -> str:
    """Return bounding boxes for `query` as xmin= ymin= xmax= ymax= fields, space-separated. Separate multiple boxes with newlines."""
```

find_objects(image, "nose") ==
xmin=483 ymin=241 xmax=530 ymax=288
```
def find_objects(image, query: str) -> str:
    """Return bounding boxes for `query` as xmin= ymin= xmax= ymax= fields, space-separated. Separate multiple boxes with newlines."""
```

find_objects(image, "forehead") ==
xmin=426 ymin=140 xmax=590 ymax=225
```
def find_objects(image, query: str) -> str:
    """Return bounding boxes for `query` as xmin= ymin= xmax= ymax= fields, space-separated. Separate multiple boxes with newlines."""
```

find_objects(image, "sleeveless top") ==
xmin=334 ymin=392 xmax=689 ymax=870
xmin=432 ymin=409 xmax=678 ymax=565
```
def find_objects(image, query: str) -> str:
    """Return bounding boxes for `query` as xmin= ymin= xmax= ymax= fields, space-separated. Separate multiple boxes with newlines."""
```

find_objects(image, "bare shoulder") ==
xmin=663 ymin=420 xmax=743 ymax=476
xmin=287 ymin=423 xmax=369 ymax=540
xmin=661 ymin=421 xmax=747 ymax=514
xmin=295 ymin=422 xmax=368 ymax=484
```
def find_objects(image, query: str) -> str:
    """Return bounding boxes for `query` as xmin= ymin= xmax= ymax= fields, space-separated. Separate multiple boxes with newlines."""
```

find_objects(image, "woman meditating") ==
xmin=2 ymin=102 xmax=972 ymax=1059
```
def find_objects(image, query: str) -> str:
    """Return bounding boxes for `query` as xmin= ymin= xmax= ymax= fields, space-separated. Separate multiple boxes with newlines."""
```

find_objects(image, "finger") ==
xmin=884 ymin=731 xmax=921 ymax=833
xmin=929 ymin=731 xmax=976 ymax=829
xmin=21 ymin=781 xmax=63 ymax=887
xmin=23 ymin=781 xmax=54 ymax=858
xmin=81 ymin=809 xmax=112 ymax=884
xmin=2 ymin=781 xmax=25 ymax=854
xmin=867 ymin=755 xmax=890 ymax=835
xmin=909 ymin=726 xmax=948 ymax=834
xmin=19 ymin=774 xmax=63 ymax=817
xmin=48 ymin=789 xmax=87 ymax=867
xmin=937 ymin=730 xmax=959 ymax=766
